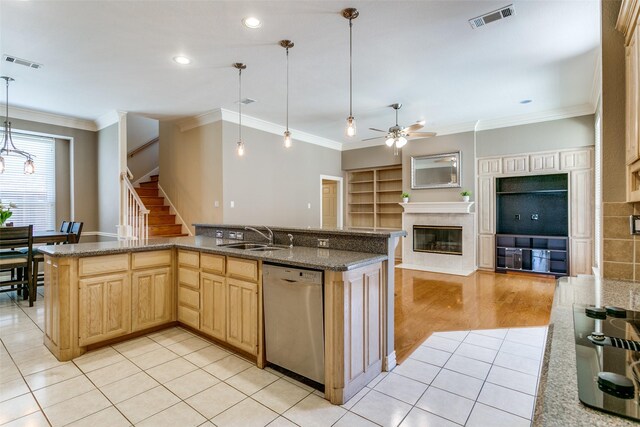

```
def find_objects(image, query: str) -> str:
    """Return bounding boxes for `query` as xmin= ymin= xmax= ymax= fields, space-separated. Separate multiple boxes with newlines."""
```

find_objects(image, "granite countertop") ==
xmin=193 ymin=224 xmax=407 ymax=238
xmin=38 ymin=236 xmax=388 ymax=271
xmin=534 ymin=276 xmax=640 ymax=426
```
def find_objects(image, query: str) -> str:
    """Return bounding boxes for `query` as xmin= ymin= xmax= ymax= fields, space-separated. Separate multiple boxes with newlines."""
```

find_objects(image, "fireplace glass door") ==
xmin=413 ymin=225 xmax=463 ymax=255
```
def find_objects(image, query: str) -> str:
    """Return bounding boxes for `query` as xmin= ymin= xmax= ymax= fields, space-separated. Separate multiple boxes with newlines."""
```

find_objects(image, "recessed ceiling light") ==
xmin=520 ymin=99 xmax=533 ymax=104
xmin=173 ymin=56 xmax=191 ymax=65
xmin=242 ymin=17 xmax=262 ymax=28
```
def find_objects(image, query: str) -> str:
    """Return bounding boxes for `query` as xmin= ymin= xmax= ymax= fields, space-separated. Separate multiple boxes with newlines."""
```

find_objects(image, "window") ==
xmin=0 ymin=132 xmax=56 ymax=231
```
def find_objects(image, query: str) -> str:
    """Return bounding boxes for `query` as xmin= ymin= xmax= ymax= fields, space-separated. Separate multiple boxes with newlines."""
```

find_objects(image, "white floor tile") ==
xmin=2 ymin=410 xmax=50 ymax=427
xmin=166 ymin=336 xmax=210 ymax=356
xmin=212 ymin=397 xmax=278 ymax=427
xmin=164 ymin=368 xmax=220 ymax=399
xmin=392 ymin=359 xmax=440 ymax=385
xmin=463 ymin=332 xmax=504 ymax=350
xmin=0 ymin=393 xmax=40 ymax=425
xmin=73 ymin=347 xmax=127 ymax=373
xmin=267 ymin=417 xmax=298 ymax=427
xmin=443 ymin=354 xmax=491 ymax=380
xmin=500 ymin=340 xmax=544 ymax=361
xmin=186 ymin=382 xmax=246 ymax=419
xmin=466 ymin=402 xmax=530 ymax=427
xmin=33 ymin=374 xmax=96 ymax=408
xmin=85 ymin=358 xmax=141 ymax=388
xmin=505 ymin=330 xmax=546 ymax=348
xmin=373 ymin=372 xmax=428 ymax=405
xmin=0 ymin=378 xmax=29 ymax=403
xmin=284 ymin=393 xmax=347 ymax=427
xmin=334 ymin=411 xmax=379 ymax=427
xmin=350 ymin=389 xmax=411 ymax=427
xmin=43 ymin=389 xmax=112 ymax=426
xmin=453 ymin=343 xmax=497 ymax=364
xmin=486 ymin=365 xmax=539 ymax=395
xmin=511 ymin=326 xmax=548 ymax=337
xmin=203 ymin=354 xmax=252 ymax=380
xmin=340 ymin=386 xmax=370 ymax=410
xmin=473 ymin=328 xmax=508 ymax=339
xmin=128 ymin=347 xmax=179 ymax=370
xmin=100 ymin=371 xmax=160 ymax=404
xmin=399 ymin=406 xmax=459 ymax=427
xmin=113 ymin=336 xmax=163 ymax=359
xmin=364 ymin=372 xmax=388 ymax=388
xmin=252 ymin=378 xmax=311 ymax=414
xmin=66 ymin=406 xmax=130 ymax=427
xmin=146 ymin=357 xmax=198 ymax=384
xmin=422 ymin=335 xmax=461 ymax=352
xmin=183 ymin=344 xmax=229 ymax=367
xmin=148 ymin=328 xmax=194 ymax=347
xmin=137 ymin=401 xmax=206 ymax=427
xmin=226 ymin=366 xmax=279 ymax=395
xmin=409 ymin=346 xmax=452 ymax=367
xmin=477 ymin=382 xmax=535 ymax=419
xmin=431 ymin=369 xmax=483 ymax=400
xmin=23 ymin=363 xmax=83 ymax=391
xmin=115 ymin=385 xmax=180 ymax=424
xmin=493 ymin=352 xmax=541 ymax=376
xmin=415 ymin=386 xmax=474 ymax=425
xmin=432 ymin=330 xmax=469 ymax=342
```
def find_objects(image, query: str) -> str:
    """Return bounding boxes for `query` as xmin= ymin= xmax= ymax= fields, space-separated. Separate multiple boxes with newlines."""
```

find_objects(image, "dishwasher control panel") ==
xmin=263 ymin=264 xmax=323 ymax=285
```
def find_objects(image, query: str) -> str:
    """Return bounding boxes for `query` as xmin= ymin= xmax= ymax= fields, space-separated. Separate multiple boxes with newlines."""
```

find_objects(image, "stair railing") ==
xmin=120 ymin=171 xmax=150 ymax=241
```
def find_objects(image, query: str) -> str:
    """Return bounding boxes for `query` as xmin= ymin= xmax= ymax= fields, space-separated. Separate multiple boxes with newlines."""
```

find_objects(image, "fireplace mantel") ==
xmin=400 ymin=202 xmax=474 ymax=214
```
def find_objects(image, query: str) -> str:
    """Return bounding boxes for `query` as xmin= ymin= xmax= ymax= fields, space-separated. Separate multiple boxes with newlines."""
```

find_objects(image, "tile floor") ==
xmin=0 ymin=290 xmax=546 ymax=426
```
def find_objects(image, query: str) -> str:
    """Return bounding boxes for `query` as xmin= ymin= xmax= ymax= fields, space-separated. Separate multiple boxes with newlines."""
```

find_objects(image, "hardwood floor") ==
xmin=394 ymin=267 xmax=556 ymax=363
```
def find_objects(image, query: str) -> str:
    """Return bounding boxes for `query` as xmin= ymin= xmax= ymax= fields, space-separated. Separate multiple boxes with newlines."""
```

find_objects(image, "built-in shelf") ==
xmin=349 ymin=202 xmax=374 ymax=205
xmin=350 ymin=180 xmax=374 ymax=184
xmin=347 ymin=166 xmax=402 ymax=230
xmin=350 ymin=191 xmax=374 ymax=194
xmin=376 ymin=178 xmax=402 ymax=182
xmin=495 ymin=233 xmax=568 ymax=277
xmin=496 ymin=190 xmax=568 ymax=195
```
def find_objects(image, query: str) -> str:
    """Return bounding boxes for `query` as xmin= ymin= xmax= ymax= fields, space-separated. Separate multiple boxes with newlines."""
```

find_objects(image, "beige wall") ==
xmin=11 ymin=118 xmax=99 ymax=238
xmin=477 ymin=115 xmax=595 ymax=157
xmin=97 ymin=123 xmax=120 ymax=236
xmin=159 ymin=120 xmax=224 ymax=234
xmin=342 ymin=145 xmax=401 ymax=171
xmin=221 ymin=122 xmax=343 ymax=227
xmin=54 ymin=139 xmax=71 ymax=225
xmin=127 ymin=114 xmax=159 ymax=181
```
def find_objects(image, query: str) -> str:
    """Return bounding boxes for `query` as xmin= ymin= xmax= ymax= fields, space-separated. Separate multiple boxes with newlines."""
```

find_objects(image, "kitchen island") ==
xmin=535 ymin=276 xmax=640 ymax=426
xmin=40 ymin=226 xmax=405 ymax=405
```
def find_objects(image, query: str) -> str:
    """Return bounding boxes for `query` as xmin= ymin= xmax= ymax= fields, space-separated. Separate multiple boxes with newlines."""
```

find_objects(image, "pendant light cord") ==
xmin=238 ymin=68 xmax=242 ymax=141
xmin=286 ymin=47 xmax=290 ymax=131
xmin=349 ymin=18 xmax=353 ymax=117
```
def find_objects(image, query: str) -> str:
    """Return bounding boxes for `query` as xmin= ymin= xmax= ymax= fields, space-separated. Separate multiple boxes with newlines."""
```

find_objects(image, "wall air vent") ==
xmin=3 ymin=54 xmax=43 ymax=69
xmin=238 ymin=98 xmax=256 ymax=105
xmin=469 ymin=4 xmax=516 ymax=29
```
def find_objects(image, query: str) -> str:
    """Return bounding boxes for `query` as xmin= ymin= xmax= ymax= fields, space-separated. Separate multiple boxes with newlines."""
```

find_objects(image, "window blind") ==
xmin=0 ymin=132 xmax=56 ymax=231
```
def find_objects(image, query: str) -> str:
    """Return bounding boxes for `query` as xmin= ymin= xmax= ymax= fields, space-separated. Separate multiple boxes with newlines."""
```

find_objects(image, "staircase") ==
xmin=135 ymin=175 xmax=187 ymax=238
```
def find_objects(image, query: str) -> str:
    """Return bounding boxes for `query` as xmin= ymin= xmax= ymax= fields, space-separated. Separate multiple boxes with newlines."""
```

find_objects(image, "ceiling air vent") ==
xmin=238 ymin=98 xmax=256 ymax=105
xmin=469 ymin=4 xmax=516 ymax=29
xmin=3 ymin=54 xmax=43 ymax=69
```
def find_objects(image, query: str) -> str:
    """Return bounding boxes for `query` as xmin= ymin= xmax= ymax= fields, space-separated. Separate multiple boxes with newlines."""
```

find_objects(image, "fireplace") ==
xmin=413 ymin=225 xmax=463 ymax=255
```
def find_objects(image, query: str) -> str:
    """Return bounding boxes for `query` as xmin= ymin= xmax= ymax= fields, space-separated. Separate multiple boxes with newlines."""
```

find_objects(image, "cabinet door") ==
xmin=177 ymin=267 xmax=200 ymax=329
xmin=503 ymin=156 xmax=528 ymax=174
xmin=530 ymin=152 xmax=559 ymax=172
xmin=627 ymin=31 xmax=640 ymax=165
xmin=571 ymin=238 xmax=593 ymax=276
xmin=132 ymin=267 xmax=173 ymax=332
xmin=560 ymin=149 xmax=592 ymax=171
xmin=478 ymin=176 xmax=495 ymax=234
xmin=78 ymin=273 xmax=130 ymax=346
xmin=201 ymin=272 xmax=226 ymax=340
xmin=478 ymin=158 xmax=501 ymax=175
xmin=570 ymin=169 xmax=593 ymax=239
xmin=226 ymin=278 xmax=257 ymax=355
xmin=478 ymin=234 xmax=495 ymax=269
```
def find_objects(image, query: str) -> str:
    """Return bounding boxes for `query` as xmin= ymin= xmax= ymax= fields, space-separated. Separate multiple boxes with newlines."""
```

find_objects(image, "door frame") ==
xmin=319 ymin=175 xmax=344 ymax=228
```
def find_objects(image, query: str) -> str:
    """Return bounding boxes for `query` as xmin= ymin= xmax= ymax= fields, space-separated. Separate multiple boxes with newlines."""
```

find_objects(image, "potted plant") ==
xmin=401 ymin=192 xmax=410 ymax=203
xmin=460 ymin=190 xmax=471 ymax=202
xmin=0 ymin=200 xmax=17 ymax=226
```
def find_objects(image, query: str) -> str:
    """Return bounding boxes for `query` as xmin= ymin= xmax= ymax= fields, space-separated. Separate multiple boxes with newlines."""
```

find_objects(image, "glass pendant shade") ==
xmin=0 ymin=156 xmax=4 ymax=174
xmin=237 ymin=141 xmax=245 ymax=156
xmin=23 ymin=158 xmax=35 ymax=174
xmin=283 ymin=130 xmax=292 ymax=148
xmin=385 ymin=137 xmax=394 ymax=147
xmin=396 ymin=136 xmax=408 ymax=148
xmin=346 ymin=116 xmax=356 ymax=137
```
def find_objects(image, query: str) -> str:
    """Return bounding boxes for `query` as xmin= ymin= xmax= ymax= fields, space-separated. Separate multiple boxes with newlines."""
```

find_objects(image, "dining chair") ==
xmin=0 ymin=226 xmax=34 ymax=306
xmin=60 ymin=221 xmax=72 ymax=234
xmin=68 ymin=221 xmax=83 ymax=244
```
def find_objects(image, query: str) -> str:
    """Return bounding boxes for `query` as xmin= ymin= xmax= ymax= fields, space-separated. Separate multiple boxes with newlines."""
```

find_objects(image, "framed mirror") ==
xmin=411 ymin=151 xmax=461 ymax=189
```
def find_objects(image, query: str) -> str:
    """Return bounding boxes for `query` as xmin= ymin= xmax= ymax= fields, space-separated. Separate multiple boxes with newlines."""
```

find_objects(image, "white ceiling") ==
xmin=0 ymin=0 xmax=600 ymax=147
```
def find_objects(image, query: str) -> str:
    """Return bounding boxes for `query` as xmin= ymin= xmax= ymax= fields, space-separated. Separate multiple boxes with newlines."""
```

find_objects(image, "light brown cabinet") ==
xmin=177 ymin=250 xmax=200 ymax=329
xmin=200 ymin=271 xmax=226 ymax=340
xmin=131 ymin=267 xmax=172 ymax=332
xmin=78 ymin=273 xmax=131 ymax=346
xmin=226 ymin=277 xmax=258 ymax=355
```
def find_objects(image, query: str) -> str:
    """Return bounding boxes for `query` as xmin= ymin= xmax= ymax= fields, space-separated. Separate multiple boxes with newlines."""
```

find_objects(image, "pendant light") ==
xmin=233 ymin=63 xmax=247 ymax=156
xmin=280 ymin=40 xmax=294 ymax=148
xmin=1 ymin=76 xmax=35 ymax=174
xmin=342 ymin=8 xmax=359 ymax=138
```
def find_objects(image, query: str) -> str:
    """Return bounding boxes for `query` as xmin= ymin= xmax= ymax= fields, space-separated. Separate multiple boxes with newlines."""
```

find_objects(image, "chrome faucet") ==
xmin=245 ymin=226 xmax=274 ymax=245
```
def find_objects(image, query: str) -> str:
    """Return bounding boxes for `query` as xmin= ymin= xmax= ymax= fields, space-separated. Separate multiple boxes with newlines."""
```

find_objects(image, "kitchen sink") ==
xmin=217 ymin=242 xmax=267 ymax=250
xmin=247 ymin=245 xmax=289 ymax=252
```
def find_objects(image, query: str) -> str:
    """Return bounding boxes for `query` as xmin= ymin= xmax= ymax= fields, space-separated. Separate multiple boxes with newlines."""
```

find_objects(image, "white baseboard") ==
xmin=132 ymin=166 xmax=159 ymax=186
xmin=396 ymin=263 xmax=475 ymax=277
xmin=157 ymin=184 xmax=193 ymax=236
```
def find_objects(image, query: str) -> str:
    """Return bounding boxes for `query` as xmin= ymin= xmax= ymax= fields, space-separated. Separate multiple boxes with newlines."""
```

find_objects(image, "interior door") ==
xmin=322 ymin=180 xmax=338 ymax=228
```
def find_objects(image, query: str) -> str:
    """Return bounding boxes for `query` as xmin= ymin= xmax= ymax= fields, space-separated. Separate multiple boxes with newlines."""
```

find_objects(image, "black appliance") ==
xmin=574 ymin=304 xmax=640 ymax=421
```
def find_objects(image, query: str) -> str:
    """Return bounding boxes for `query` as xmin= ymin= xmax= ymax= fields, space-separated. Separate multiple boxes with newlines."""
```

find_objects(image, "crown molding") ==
xmin=177 ymin=108 xmax=343 ymax=151
xmin=3 ymin=104 xmax=97 ymax=131
xmin=95 ymin=110 xmax=121 ymax=131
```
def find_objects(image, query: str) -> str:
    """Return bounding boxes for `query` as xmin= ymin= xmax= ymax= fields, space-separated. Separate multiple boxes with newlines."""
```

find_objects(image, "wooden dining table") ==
xmin=33 ymin=230 xmax=74 ymax=245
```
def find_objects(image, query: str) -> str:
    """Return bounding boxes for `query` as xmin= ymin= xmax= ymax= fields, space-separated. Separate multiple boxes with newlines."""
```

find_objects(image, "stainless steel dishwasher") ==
xmin=263 ymin=264 xmax=324 ymax=384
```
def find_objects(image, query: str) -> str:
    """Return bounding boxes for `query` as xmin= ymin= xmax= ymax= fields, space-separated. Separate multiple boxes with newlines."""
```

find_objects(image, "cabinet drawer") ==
xmin=79 ymin=254 xmax=129 ymax=277
xmin=132 ymin=250 xmax=172 ymax=270
xmin=201 ymin=253 xmax=225 ymax=274
xmin=178 ymin=306 xmax=199 ymax=329
xmin=227 ymin=257 xmax=259 ymax=282
xmin=178 ymin=250 xmax=199 ymax=268
xmin=179 ymin=286 xmax=200 ymax=310
xmin=178 ymin=267 xmax=199 ymax=290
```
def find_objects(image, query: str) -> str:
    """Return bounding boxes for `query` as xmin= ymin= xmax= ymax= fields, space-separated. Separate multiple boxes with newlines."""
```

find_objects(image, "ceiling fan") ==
xmin=363 ymin=103 xmax=436 ymax=153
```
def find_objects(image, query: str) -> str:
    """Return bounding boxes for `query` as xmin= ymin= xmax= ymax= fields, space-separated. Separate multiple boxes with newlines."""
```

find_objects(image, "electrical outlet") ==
xmin=215 ymin=230 xmax=223 ymax=238
xmin=236 ymin=232 xmax=244 ymax=240
xmin=531 ymin=214 xmax=539 ymax=220
xmin=214 ymin=200 xmax=219 ymax=208
xmin=230 ymin=201 xmax=235 ymax=208
xmin=229 ymin=231 xmax=236 ymax=239
xmin=515 ymin=214 xmax=520 ymax=220
xmin=318 ymin=238 xmax=329 ymax=248
xmin=307 ymin=203 xmax=311 ymax=209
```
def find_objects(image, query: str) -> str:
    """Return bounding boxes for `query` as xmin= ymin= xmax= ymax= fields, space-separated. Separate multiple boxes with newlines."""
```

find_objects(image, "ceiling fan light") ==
xmin=23 ymin=158 xmax=35 ymax=174
xmin=385 ymin=137 xmax=394 ymax=147
xmin=283 ymin=130 xmax=292 ymax=148
xmin=0 ymin=156 xmax=4 ymax=174
xmin=396 ymin=136 xmax=408 ymax=148
xmin=346 ymin=116 xmax=356 ymax=137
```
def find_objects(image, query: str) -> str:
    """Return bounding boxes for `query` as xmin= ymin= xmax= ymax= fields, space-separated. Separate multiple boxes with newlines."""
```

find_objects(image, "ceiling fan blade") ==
xmin=361 ymin=136 xmax=386 ymax=141
xmin=407 ymin=131 xmax=437 ymax=138
xmin=368 ymin=128 xmax=388 ymax=133
xmin=402 ymin=122 xmax=424 ymax=133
